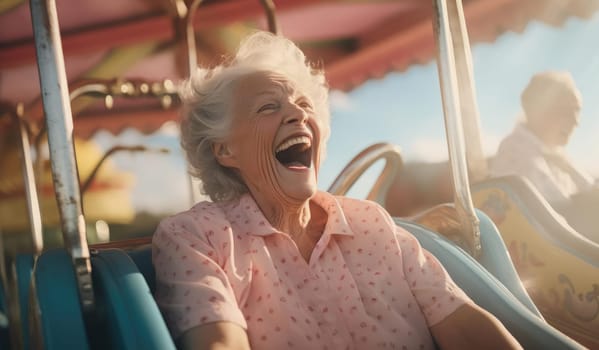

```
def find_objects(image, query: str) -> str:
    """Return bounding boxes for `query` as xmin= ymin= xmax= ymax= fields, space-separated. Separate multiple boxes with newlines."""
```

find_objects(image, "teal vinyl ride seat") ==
xmin=15 ymin=253 xmax=35 ymax=350
xmin=0 ymin=271 xmax=9 ymax=350
xmin=32 ymin=247 xmax=175 ymax=350
xmin=458 ymin=209 xmax=541 ymax=317
xmin=395 ymin=213 xmax=581 ymax=349
xmin=89 ymin=248 xmax=175 ymax=350
xmin=33 ymin=249 xmax=90 ymax=350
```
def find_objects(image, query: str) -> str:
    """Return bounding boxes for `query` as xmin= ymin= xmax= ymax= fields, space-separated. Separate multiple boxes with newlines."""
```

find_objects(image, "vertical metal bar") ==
xmin=446 ymin=0 xmax=488 ymax=182
xmin=16 ymin=104 xmax=44 ymax=255
xmin=260 ymin=0 xmax=280 ymax=35
xmin=185 ymin=0 xmax=203 ymax=77
xmin=178 ymin=0 xmax=204 ymax=205
xmin=432 ymin=0 xmax=481 ymax=257
xmin=29 ymin=0 xmax=94 ymax=311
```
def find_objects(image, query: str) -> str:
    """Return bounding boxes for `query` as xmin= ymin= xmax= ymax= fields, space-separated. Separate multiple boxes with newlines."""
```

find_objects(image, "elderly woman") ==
xmin=153 ymin=31 xmax=521 ymax=349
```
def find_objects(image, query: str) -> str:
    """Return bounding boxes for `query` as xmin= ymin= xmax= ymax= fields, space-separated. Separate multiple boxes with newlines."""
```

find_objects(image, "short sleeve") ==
xmin=152 ymin=214 xmax=247 ymax=339
xmin=394 ymin=225 xmax=472 ymax=326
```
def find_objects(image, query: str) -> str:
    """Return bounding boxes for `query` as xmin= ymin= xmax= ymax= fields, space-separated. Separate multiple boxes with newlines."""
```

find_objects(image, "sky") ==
xmin=93 ymin=13 xmax=599 ymax=215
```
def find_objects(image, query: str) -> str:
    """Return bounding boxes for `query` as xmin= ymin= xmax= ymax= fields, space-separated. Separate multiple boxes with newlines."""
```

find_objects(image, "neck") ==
xmin=249 ymin=189 xmax=311 ymax=233
xmin=523 ymin=120 xmax=548 ymax=143
xmin=249 ymin=190 xmax=327 ymax=243
xmin=251 ymin=191 xmax=328 ymax=262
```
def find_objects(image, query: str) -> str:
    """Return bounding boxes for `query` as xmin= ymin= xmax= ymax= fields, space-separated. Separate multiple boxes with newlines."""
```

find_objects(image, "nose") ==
xmin=283 ymin=102 xmax=308 ymax=125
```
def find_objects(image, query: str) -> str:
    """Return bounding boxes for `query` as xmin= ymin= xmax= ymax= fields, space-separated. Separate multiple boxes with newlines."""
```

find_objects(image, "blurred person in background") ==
xmin=491 ymin=70 xmax=598 ymax=241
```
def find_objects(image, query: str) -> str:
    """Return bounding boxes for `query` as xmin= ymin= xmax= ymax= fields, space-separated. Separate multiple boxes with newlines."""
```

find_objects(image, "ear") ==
xmin=212 ymin=142 xmax=237 ymax=168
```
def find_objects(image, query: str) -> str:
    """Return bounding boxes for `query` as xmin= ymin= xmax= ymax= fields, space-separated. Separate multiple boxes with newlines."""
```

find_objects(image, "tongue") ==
xmin=286 ymin=162 xmax=307 ymax=169
xmin=276 ymin=143 xmax=310 ymax=168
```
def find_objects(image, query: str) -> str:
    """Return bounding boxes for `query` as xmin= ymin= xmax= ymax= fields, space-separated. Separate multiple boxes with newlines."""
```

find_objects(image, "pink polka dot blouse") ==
xmin=152 ymin=191 xmax=472 ymax=349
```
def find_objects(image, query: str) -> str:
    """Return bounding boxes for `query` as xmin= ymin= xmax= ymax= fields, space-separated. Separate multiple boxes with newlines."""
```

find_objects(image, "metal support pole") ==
xmin=446 ymin=0 xmax=488 ymax=182
xmin=16 ymin=104 xmax=44 ymax=255
xmin=432 ymin=0 xmax=481 ymax=258
xmin=30 ymin=0 xmax=94 ymax=311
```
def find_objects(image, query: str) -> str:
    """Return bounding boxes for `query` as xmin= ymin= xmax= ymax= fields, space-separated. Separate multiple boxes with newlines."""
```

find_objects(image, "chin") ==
xmin=286 ymin=185 xmax=318 ymax=202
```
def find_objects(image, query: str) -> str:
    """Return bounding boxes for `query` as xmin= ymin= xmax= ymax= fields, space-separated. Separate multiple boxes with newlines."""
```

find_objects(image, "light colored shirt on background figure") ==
xmin=491 ymin=123 xmax=594 ymax=203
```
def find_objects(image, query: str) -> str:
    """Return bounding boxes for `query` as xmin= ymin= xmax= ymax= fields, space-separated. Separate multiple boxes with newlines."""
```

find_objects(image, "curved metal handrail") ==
xmin=432 ymin=0 xmax=481 ymax=258
xmin=33 ymin=78 xmax=178 ymax=152
xmin=328 ymin=143 xmax=403 ymax=206
xmin=80 ymin=145 xmax=169 ymax=195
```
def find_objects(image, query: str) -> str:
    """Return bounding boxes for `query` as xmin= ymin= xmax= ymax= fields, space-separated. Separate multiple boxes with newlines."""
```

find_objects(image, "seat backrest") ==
xmin=15 ymin=253 xmax=34 ymax=350
xmin=395 ymin=218 xmax=582 ymax=349
xmin=32 ymin=247 xmax=175 ymax=350
xmin=33 ymin=249 xmax=90 ymax=350
xmin=473 ymin=175 xmax=599 ymax=265
xmin=469 ymin=209 xmax=541 ymax=317
xmin=127 ymin=246 xmax=155 ymax=294
xmin=471 ymin=175 xmax=599 ymax=347
xmin=0 ymin=271 xmax=9 ymax=350
xmin=90 ymin=248 xmax=175 ymax=350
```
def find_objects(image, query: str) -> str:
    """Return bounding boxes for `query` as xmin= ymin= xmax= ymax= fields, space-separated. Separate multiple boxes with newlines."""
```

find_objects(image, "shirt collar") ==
xmin=226 ymin=191 xmax=354 ymax=237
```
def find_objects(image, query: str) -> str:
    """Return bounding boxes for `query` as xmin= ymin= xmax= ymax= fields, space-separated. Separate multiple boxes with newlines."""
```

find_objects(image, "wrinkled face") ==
xmin=217 ymin=71 xmax=323 ymax=205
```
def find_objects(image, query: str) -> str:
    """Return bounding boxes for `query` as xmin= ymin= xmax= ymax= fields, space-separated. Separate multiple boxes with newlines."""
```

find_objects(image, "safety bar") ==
xmin=328 ymin=143 xmax=403 ymax=206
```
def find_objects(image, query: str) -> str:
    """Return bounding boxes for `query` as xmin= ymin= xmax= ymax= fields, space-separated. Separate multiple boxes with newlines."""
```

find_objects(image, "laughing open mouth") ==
xmin=275 ymin=136 xmax=312 ymax=169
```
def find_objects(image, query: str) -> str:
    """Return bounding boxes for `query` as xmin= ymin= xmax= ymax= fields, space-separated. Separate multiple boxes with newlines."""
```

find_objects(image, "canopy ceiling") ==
xmin=1 ymin=0 xmax=598 ymax=137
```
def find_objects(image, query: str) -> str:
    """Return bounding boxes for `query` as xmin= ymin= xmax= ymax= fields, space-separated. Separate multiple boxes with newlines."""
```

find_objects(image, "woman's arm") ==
xmin=430 ymin=303 xmax=522 ymax=349
xmin=177 ymin=321 xmax=251 ymax=350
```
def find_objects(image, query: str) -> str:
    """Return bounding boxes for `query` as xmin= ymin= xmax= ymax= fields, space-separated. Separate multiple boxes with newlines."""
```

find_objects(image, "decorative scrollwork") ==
xmin=69 ymin=78 xmax=179 ymax=109
xmin=558 ymin=274 xmax=599 ymax=322
xmin=479 ymin=190 xmax=510 ymax=225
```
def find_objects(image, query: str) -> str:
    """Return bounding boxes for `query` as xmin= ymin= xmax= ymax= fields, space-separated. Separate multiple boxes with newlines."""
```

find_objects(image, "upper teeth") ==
xmin=276 ymin=136 xmax=311 ymax=153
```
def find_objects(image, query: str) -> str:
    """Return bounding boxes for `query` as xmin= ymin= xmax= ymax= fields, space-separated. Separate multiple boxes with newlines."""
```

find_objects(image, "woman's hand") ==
xmin=430 ymin=303 xmax=523 ymax=349
xmin=177 ymin=321 xmax=251 ymax=350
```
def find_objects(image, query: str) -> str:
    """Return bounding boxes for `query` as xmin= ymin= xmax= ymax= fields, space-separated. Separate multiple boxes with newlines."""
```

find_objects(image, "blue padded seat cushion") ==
xmin=16 ymin=253 xmax=34 ymax=350
xmin=91 ymin=248 xmax=175 ymax=350
xmin=396 ymin=219 xmax=581 ymax=349
xmin=127 ymin=246 xmax=155 ymax=295
xmin=34 ymin=249 xmax=90 ymax=350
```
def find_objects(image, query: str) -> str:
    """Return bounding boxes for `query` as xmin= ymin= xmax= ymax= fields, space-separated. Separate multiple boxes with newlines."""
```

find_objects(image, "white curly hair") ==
xmin=179 ymin=31 xmax=331 ymax=202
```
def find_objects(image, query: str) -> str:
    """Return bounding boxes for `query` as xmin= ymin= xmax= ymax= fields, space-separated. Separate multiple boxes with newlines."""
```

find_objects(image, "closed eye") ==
xmin=257 ymin=103 xmax=279 ymax=113
xmin=297 ymin=99 xmax=313 ymax=110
